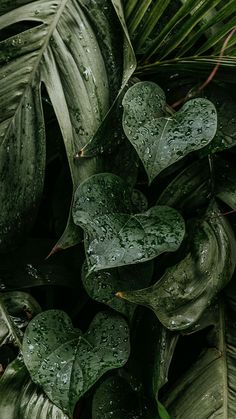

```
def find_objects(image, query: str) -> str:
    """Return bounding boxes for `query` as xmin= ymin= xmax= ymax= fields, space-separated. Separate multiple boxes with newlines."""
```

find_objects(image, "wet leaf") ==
xmin=92 ymin=375 xmax=159 ymax=419
xmin=82 ymin=260 xmax=153 ymax=320
xmin=72 ymin=173 xmax=185 ymax=271
xmin=117 ymin=201 xmax=236 ymax=330
xmin=122 ymin=81 xmax=217 ymax=183
xmin=0 ymin=0 xmax=135 ymax=251
xmin=0 ymin=358 xmax=68 ymax=419
xmin=22 ymin=310 xmax=130 ymax=416
xmin=162 ymin=289 xmax=236 ymax=418
xmin=157 ymin=158 xmax=211 ymax=213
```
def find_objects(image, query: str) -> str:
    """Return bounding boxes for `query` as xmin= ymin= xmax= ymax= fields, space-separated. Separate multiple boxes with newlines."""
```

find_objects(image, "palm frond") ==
xmin=125 ymin=0 xmax=236 ymax=76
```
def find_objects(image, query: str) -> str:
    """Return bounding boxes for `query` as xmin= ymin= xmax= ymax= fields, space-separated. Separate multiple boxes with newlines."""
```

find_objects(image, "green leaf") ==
xmin=157 ymin=158 xmax=210 ymax=213
xmin=201 ymin=85 xmax=236 ymax=155
xmin=0 ymin=358 xmax=68 ymax=419
xmin=128 ymin=309 xmax=178 ymax=399
xmin=117 ymin=201 xmax=236 ymax=330
xmin=92 ymin=375 xmax=159 ymax=419
xmin=82 ymin=260 xmax=153 ymax=320
xmin=22 ymin=310 xmax=130 ymax=416
xmin=215 ymin=158 xmax=236 ymax=211
xmin=158 ymin=401 xmax=171 ymax=419
xmin=0 ymin=239 xmax=82 ymax=291
xmin=72 ymin=173 xmax=185 ymax=271
xmin=122 ymin=81 xmax=217 ymax=183
xmin=0 ymin=291 xmax=41 ymax=350
xmin=126 ymin=0 xmax=236 ymax=63
xmin=162 ymin=289 xmax=236 ymax=418
xmin=157 ymin=156 xmax=236 ymax=215
xmin=0 ymin=0 xmax=135 ymax=251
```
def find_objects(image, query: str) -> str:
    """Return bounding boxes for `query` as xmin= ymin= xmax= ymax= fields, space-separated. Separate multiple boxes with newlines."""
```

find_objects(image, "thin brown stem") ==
xmin=171 ymin=26 xmax=236 ymax=109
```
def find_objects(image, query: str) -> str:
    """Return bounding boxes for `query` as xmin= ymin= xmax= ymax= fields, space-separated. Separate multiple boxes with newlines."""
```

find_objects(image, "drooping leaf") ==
xmin=82 ymin=260 xmax=153 ymax=320
xmin=162 ymin=287 xmax=236 ymax=418
xmin=0 ymin=0 xmax=135 ymax=251
xmin=0 ymin=358 xmax=68 ymax=419
xmin=23 ymin=309 xmax=130 ymax=416
xmin=117 ymin=201 xmax=236 ymax=330
xmin=122 ymin=81 xmax=217 ymax=183
xmin=92 ymin=375 xmax=160 ymax=419
xmin=72 ymin=173 xmax=185 ymax=271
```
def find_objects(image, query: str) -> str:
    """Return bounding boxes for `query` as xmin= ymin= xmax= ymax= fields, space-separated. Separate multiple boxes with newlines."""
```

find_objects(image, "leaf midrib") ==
xmin=151 ymin=116 xmax=171 ymax=181
xmin=3 ymin=0 xmax=69 ymax=144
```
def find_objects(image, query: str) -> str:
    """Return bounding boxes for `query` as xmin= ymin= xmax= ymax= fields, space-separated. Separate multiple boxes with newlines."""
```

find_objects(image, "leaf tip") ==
xmin=116 ymin=291 xmax=125 ymax=299
xmin=46 ymin=245 xmax=62 ymax=259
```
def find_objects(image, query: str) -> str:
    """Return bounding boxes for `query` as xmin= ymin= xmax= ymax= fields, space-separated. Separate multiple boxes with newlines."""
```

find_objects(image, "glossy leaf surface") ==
xmin=73 ymin=173 xmax=185 ymax=271
xmin=157 ymin=158 xmax=210 ymax=213
xmin=163 ymin=288 xmax=236 ymax=418
xmin=0 ymin=358 xmax=68 ymax=419
xmin=82 ymin=260 xmax=153 ymax=319
xmin=0 ymin=0 xmax=135 ymax=250
xmin=118 ymin=202 xmax=236 ymax=330
xmin=122 ymin=81 xmax=217 ymax=183
xmin=23 ymin=310 xmax=130 ymax=416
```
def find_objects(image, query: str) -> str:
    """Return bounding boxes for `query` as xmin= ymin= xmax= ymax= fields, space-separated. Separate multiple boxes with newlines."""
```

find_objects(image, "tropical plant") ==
xmin=1 ymin=0 xmax=236 ymax=418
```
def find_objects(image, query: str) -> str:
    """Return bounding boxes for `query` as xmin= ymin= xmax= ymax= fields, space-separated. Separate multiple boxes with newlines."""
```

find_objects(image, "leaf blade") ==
xmin=122 ymin=82 xmax=217 ymax=183
xmin=22 ymin=309 xmax=130 ymax=416
xmin=72 ymin=173 xmax=185 ymax=271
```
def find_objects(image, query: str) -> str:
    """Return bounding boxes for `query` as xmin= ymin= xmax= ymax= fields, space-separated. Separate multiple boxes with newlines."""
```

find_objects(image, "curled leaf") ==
xmin=117 ymin=201 xmax=236 ymax=330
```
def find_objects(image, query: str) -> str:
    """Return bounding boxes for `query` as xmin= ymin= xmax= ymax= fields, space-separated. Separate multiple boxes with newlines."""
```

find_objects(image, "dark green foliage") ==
xmin=2 ymin=2 xmax=236 ymax=419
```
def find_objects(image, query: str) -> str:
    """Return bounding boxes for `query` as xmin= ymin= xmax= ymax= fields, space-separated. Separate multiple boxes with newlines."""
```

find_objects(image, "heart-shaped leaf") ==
xmin=117 ymin=201 xmax=236 ymax=330
xmin=22 ymin=310 xmax=130 ymax=416
xmin=72 ymin=173 xmax=185 ymax=271
xmin=82 ymin=260 xmax=153 ymax=320
xmin=122 ymin=81 xmax=217 ymax=183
